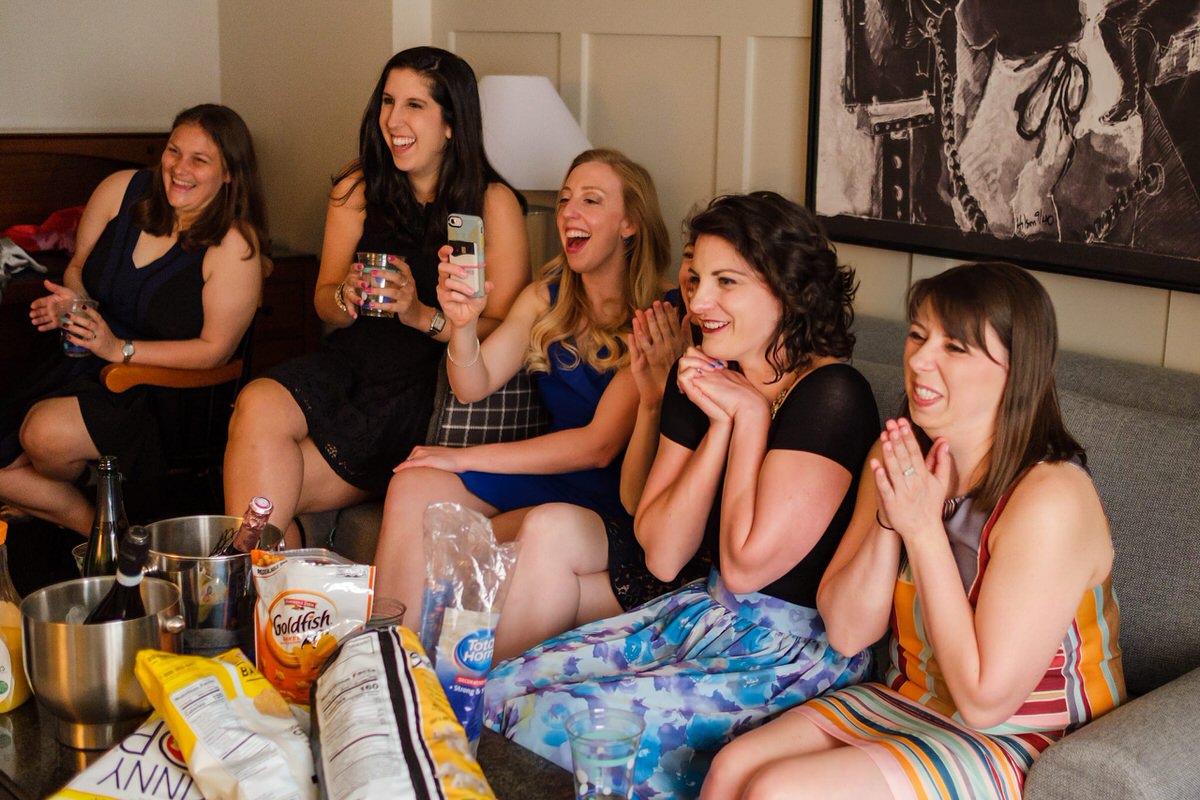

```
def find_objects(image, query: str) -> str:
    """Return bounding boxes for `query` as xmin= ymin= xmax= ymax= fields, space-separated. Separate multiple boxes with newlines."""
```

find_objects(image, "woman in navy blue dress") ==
xmin=0 ymin=104 xmax=267 ymax=534
xmin=374 ymin=149 xmax=675 ymax=655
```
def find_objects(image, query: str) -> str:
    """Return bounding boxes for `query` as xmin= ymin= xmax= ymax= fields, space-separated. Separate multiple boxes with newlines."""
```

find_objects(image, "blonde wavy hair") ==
xmin=526 ymin=149 xmax=669 ymax=374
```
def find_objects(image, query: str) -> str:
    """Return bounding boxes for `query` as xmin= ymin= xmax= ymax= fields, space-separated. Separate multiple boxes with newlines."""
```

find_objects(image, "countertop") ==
xmin=0 ymin=699 xmax=573 ymax=799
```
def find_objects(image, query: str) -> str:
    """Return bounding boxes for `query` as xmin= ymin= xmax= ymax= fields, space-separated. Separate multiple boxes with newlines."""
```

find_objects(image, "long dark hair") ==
xmin=335 ymin=46 xmax=523 ymax=246
xmin=132 ymin=104 xmax=268 ymax=260
xmin=687 ymin=191 xmax=856 ymax=382
xmin=903 ymin=261 xmax=1083 ymax=511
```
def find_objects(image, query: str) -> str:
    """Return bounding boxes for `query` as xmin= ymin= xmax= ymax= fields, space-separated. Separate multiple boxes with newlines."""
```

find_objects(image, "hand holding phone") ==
xmin=447 ymin=213 xmax=485 ymax=298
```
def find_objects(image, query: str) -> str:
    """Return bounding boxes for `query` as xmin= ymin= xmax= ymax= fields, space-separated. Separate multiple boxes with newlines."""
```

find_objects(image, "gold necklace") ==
xmin=769 ymin=372 xmax=802 ymax=419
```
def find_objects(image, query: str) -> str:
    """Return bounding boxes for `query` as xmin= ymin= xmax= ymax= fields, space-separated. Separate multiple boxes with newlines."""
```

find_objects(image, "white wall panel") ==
xmin=1164 ymin=291 xmax=1200 ymax=373
xmin=453 ymin=31 xmax=561 ymax=87
xmin=747 ymin=37 xmax=809 ymax=200
xmin=587 ymin=34 xmax=720 ymax=253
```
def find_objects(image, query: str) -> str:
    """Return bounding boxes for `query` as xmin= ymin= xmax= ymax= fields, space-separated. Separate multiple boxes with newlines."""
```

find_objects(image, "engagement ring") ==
xmin=903 ymin=467 xmax=916 ymax=477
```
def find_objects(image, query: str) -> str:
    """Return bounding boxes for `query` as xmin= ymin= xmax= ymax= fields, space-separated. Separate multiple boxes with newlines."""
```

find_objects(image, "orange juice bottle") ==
xmin=0 ymin=521 xmax=30 ymax=712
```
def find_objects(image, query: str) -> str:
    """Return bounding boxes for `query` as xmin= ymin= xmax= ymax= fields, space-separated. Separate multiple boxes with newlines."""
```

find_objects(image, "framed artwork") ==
xmin=805 ymin=0 xmax=1200 ymax=293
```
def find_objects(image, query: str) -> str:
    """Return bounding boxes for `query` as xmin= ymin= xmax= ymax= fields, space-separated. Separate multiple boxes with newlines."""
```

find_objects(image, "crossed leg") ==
xmin=0 ymin=397 xmax=99 ymax=535
xmin=701 ymin=709 xmax=893 ymax=800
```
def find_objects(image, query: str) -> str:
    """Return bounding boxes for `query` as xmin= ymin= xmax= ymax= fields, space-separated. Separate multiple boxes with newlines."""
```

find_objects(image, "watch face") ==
xmin=123 ymin=342 xmax=134 ymax=357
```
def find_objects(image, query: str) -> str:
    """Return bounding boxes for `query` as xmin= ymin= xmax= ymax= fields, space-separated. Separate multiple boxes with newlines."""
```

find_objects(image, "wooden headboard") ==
xmin=0 ymin=132 xmax=167 ymax=230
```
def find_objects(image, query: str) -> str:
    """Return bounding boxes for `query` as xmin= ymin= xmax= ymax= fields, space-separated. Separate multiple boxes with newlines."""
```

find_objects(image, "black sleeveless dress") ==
xmin=0 ymin=169 xmax=210 ymax=479
xmin=263 ymin=206 xmax=444 ymax=495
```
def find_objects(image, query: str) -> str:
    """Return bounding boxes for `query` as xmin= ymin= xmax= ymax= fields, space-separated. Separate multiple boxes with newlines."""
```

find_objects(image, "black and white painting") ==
xmin=806 ymin=0 xmax=1200 ymax=292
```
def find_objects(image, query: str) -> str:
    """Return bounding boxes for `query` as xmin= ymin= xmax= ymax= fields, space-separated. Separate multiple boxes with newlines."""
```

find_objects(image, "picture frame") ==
xmin=805 ymin=0 xmax=1200 ymax=293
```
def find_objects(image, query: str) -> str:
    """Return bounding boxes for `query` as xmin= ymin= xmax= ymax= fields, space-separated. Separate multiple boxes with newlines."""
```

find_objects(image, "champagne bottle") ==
xmin=84 ymin=525 xmax=149 ymax=625
xmin=82 ymin=456 xmax=128 ymax=577
xmin=209 ymin=496 xmax=274 ymax=557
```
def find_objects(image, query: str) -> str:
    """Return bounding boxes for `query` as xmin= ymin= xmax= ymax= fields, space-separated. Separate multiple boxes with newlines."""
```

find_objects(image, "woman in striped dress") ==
xmin=702 ymin=261 xmax=1125 ymax=800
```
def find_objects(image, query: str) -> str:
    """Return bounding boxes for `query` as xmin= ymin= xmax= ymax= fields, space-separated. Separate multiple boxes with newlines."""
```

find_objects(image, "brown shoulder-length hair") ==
xmin=687 ymin=191 xmax=856 ymax=383
xmin=526 ymin=148 xmax=669 ymax=374
xmin=132 ymin=104 xmax=269 ymax=261
xmin=903 ymin=261 xmax=1083 ymax=512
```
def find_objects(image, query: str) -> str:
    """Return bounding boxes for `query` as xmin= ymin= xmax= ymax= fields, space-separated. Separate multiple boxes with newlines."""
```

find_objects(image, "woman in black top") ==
xmin=483 ymin=192 xmax=879 ymax=800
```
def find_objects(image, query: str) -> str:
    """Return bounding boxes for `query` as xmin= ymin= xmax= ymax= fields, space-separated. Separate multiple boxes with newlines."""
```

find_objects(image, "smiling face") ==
xmin=685 ymin=234 xmax=782 ymax=366
xmin=161 ymin=122 xmax=229 ymax=225
xmin=556 ymin=160 xmax=636 ymax=277
xmin=905 ymin=303 xmax=1010 ymax=442
xmin=379 ymin=67 xmax=451 ymax=190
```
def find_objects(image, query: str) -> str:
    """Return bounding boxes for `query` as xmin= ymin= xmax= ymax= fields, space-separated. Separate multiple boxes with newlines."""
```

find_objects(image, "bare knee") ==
xmin=20 ymin=401 xmax=86 ymax=466
xmin=516 ymin=503 xmax=578 ymax=548
xmin=703 ymin=739 xmax=756 ymax=800
xmin=229 ymin=379 xmax=303 ymax=438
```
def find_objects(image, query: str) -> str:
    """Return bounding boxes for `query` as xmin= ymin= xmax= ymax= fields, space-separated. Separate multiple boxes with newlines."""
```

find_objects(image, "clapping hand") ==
xmin=436 ymin=244 xmax=488 ymax=329
xmin=629 ymin=301 xmax=689 ymax=403
xmin=29 ymin=280 xmax=81 ymax=331
xmin=871 ymin=418 xmax=953 ymax=541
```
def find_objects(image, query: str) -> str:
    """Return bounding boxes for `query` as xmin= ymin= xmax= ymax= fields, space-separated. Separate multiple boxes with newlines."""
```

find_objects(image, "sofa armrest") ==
xmin=1023 ymin=667 xmax=1200 ymax=800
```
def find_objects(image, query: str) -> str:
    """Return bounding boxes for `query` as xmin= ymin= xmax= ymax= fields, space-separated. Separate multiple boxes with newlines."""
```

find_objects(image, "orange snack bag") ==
xmin=252 ymin=549 xmax=374 ymax=704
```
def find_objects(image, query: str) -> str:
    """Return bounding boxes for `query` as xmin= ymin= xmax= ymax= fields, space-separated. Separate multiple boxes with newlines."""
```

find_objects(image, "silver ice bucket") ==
xmin=144 ymin=515 xmax=282 ymax=656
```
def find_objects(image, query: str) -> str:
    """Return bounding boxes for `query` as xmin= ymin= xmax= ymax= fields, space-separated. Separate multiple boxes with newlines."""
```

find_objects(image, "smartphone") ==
xmin=447 ymin=213 xmax=486 ymax=298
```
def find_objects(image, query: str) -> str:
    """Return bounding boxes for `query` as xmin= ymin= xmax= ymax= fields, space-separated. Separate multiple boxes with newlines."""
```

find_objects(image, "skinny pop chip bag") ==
xmin=133 ymin=648 xmax=315 ymax=800
xmin=252 ymin=549 xmax=374 ymax=704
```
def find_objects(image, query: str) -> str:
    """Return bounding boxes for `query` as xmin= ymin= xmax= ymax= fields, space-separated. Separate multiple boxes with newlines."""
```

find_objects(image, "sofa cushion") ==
xmin=1023 ymin=667 xmax=1200 ymax=800
xmin=1058 ymin=389 xmax=1200 ymax=696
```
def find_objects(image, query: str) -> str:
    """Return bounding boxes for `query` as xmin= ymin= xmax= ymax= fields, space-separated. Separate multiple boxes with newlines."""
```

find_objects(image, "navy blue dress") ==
xmin=0 ymin=169 xmax=211 ymax=478
xmin=458 ymin=284 xmax=626 ymax=524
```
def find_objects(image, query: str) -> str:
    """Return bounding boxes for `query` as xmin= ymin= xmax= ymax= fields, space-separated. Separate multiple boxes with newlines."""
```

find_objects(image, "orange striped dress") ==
xmin=795 ymin=470 xmax=1125 ymax=799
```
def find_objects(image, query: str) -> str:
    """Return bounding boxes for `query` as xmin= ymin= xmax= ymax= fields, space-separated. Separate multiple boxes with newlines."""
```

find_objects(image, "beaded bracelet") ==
xmin=446 ymin=337 xmax=481 ymax=368
xmin=333 ymin=282 xmax=350 ymax=315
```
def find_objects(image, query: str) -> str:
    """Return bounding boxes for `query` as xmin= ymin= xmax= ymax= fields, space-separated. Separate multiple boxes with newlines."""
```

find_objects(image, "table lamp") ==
xmin=478 ymin=75 xmax=592 ymax=270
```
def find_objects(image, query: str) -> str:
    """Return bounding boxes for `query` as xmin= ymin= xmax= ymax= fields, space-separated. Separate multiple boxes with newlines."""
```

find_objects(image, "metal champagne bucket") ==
xmin=143 ymin=515 xmax=282 ymax=656
xmin=21 ymin=577 xmax=184 ymax=749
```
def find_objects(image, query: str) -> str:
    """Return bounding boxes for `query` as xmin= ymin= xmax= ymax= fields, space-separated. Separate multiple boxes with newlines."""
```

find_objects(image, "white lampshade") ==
xmin=478 ymin=75 xmax=592 ymax=191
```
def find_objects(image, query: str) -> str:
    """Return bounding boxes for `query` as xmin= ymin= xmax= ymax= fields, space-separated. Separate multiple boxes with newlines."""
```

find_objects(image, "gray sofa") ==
xmin=305 ymin=315 xmax=1200 ymax=799
xmin=852 ymin=315 xmax=1200 ymax=800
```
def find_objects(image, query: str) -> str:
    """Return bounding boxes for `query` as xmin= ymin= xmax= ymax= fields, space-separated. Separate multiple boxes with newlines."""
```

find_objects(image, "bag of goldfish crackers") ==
xmin=252 ymin=549 xmax=375 ymax=704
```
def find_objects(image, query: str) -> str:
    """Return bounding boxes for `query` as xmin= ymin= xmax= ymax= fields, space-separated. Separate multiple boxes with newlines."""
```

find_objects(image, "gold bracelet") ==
xmin=446 ymin=337 xmax=481 ymax=368
xmin=333 ymin=282 xmax=349 ymax=315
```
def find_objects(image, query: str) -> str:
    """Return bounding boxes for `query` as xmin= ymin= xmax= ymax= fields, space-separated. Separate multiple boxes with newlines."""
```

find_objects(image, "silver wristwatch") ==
xmin=427 ymin=309 xmax=446 ymax=337
xmin=121 ymin=339 xmax=136 ymax=364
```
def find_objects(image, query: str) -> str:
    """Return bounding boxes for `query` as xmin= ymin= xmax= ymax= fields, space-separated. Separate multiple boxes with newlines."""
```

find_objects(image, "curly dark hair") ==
xmin=687 ymin=191 xmax=856 ymax=381
xmin=335 ymin=46 xmax=523 ymax=247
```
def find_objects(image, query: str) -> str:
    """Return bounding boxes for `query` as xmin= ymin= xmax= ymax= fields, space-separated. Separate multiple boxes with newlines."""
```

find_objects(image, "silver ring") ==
xmin=695 ymin=367 xmax=703 ymax=376
xmin=902 ymin=466 xmax=916 ymax=477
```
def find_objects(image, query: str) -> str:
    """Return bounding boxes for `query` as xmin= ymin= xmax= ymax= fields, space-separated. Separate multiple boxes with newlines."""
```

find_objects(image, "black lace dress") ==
xmin=264 ymin=207 xmax=444 ymax=495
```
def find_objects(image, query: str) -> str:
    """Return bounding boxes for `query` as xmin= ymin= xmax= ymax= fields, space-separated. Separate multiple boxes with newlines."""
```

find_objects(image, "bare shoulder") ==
xmin=483 ymin=181 xmax=521 ymax=211
xmin=204 ymin=225 xmax=262 ymax=279
xmin=89 ymin=169 xmax=139 ymax=215
xmin=515 ymin=280 xmax=552 ymax=314
xmin=992 ymin=460 xmax=1113 ymax=579
xmin=330 ymin=167 xmax=367 ymax=210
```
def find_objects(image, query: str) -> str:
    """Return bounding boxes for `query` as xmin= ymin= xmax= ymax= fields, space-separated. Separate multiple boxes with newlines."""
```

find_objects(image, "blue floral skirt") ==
xmin=483 ymin=570 xmax=871 ymax=799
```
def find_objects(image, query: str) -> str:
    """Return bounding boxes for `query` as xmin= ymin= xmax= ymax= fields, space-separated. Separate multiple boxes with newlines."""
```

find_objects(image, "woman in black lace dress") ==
xmin=222 ymin=47 xmax=529 ymax=544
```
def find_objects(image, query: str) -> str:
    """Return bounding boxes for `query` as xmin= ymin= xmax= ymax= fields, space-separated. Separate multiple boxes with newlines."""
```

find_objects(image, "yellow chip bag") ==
xmin=133 ymin=648 xmax=315 ymax=800
xmin=310 ymin=626 xmax=495 ymax=799
xmin=251 ymin=549 xmax=374 ymax=704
